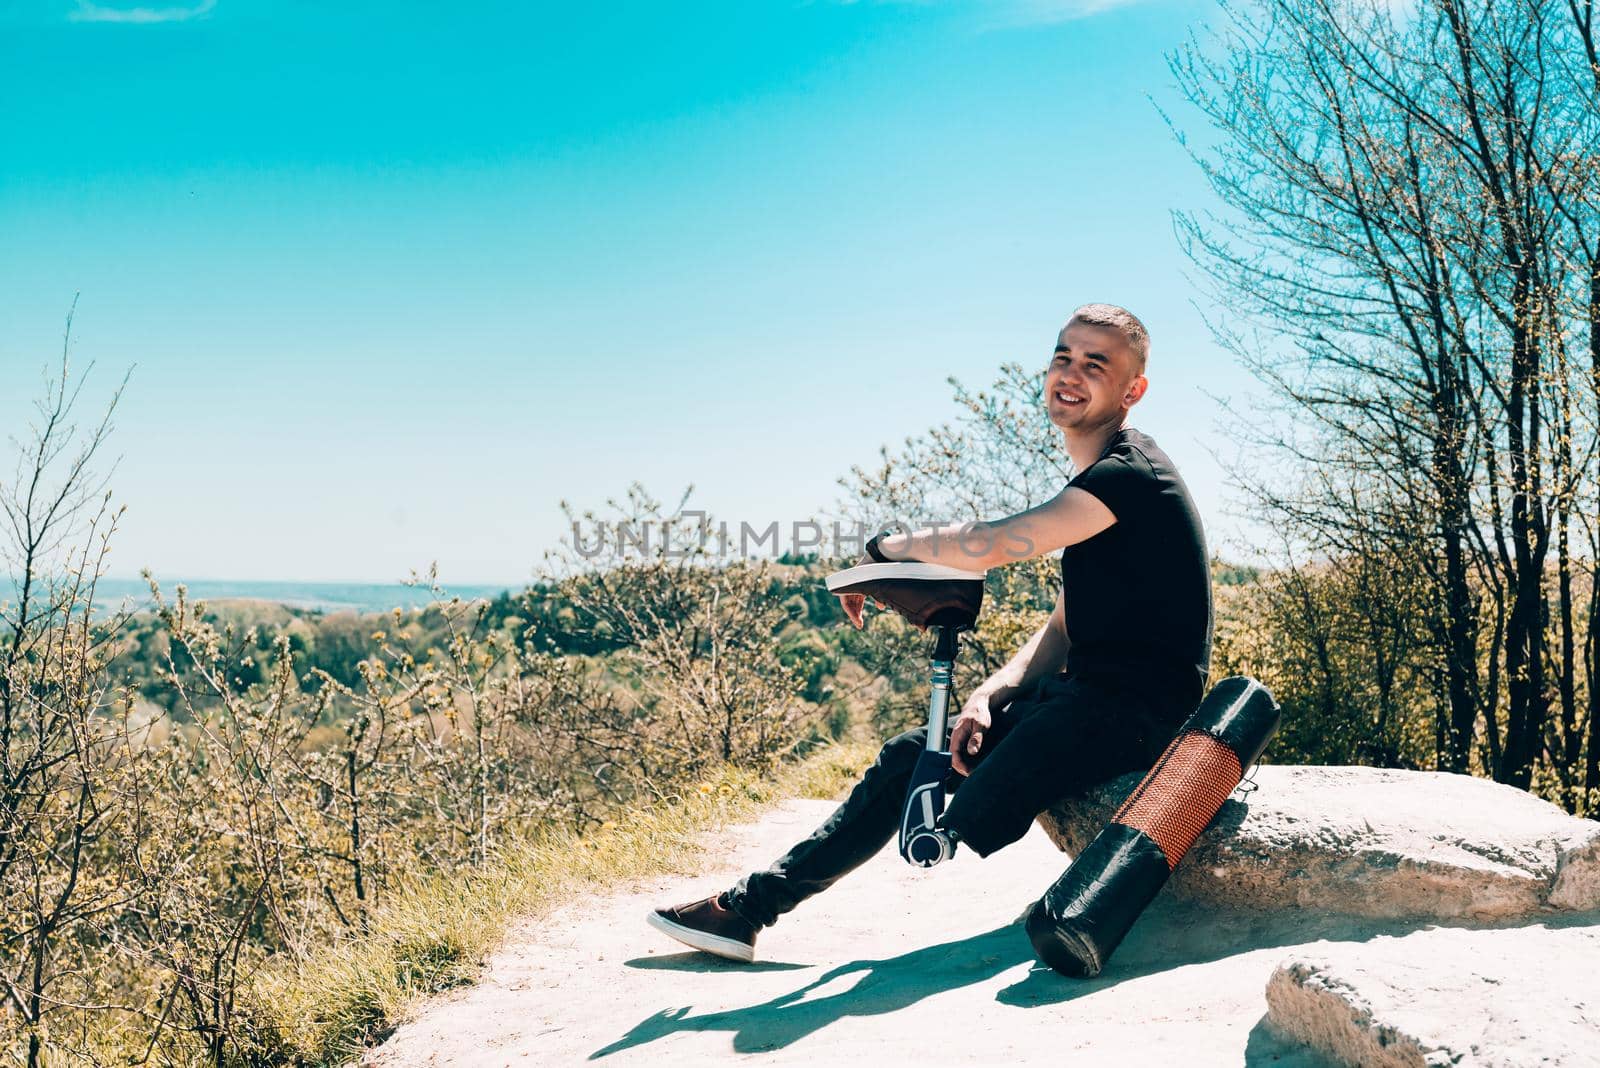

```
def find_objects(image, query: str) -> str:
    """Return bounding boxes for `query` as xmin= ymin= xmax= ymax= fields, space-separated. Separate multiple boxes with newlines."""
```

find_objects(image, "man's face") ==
xmin=1044 ymin=319 xmax=1146 ymax=431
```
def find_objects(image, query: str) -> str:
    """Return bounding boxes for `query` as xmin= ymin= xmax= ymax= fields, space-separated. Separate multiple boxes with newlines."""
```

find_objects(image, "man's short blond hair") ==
xmin=1069 ymin=303 xmax=1150 ymax=374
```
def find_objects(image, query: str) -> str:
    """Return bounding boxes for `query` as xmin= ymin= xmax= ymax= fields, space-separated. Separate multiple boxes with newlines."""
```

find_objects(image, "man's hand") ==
xmin=839 ymin=590 xmax=869 ymax=629
xmin=949 ymin=690 xmax=997 ymax=776
xmin=838 ymin=552 xmax=877 ymax=629
xmin=836 ymin=553 xmax=926 ymax=631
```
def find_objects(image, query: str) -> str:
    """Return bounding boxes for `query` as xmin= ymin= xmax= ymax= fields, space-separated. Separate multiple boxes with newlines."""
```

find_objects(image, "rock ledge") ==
xmin=1036 ymin=765 xmax=1600 ymax=920
xmin=1264 ymin=925 xmax=1600 ymax=1067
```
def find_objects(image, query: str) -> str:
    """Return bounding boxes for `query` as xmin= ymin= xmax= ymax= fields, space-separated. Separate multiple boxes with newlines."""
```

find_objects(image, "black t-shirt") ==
xmin=1060 ymin=426 xmax=1213 ymax=711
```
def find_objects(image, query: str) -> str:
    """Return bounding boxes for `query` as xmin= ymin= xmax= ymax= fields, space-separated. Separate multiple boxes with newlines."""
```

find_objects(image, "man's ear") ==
xmin=1122 ymin=374 xmax=1149 ymax=407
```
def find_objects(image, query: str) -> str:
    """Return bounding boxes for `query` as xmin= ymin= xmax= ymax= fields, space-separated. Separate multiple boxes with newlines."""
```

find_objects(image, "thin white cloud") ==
xmin=69 ymin=0 xmax=216 ymax=24
xmin=825 ymin=0 xmax=1147 ymax=27
xmin=981 ymin=0 xmax=1144 ymax=26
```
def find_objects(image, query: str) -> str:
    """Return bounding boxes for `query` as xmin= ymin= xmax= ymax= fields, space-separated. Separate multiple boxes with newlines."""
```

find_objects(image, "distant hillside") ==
xmin=91 ymin=577 xmax=517 ymax=615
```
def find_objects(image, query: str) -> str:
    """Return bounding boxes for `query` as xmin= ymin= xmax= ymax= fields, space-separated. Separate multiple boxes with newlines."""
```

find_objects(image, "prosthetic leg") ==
xmin=899 ymin=623 xmax=964 ymax=866
xmin=824 ymin=561 xmax=987 ymax=868
xmin=1025 ymin=675 xmax=1281 ymax=977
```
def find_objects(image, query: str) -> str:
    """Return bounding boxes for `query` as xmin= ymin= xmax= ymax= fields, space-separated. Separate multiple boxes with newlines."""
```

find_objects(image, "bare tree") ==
xmin=0 ymin=313 xmax=143 ymax=1065
xmin=1172 ymin=0 xmax=1600 ymax=803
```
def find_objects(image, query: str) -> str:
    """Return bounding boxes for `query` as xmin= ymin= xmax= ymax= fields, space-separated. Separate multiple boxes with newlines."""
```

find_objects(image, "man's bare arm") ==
xmin=950 ymin=589 xmax=1069 ymax=774
xmin=974 ymin=588 xmax=1069 ymax=710
xmin=874 ymin=485 xmax=1114 ymax=571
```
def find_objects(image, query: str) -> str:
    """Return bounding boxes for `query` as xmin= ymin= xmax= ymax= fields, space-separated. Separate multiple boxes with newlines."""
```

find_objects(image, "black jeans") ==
xmin=725 ymin=671 xmax=1187 ymax=929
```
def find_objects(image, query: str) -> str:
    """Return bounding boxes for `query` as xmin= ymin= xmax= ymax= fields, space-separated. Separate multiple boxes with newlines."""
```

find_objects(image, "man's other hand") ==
xmin=949 ymin=692 xmax=995 ymax=776
xmin=839 ymin=591 xmax=868 ymax=629
xmin=838 ymin=590 xmax=905 ymax=630
xmin=837 ymin=553 xmax=919 ymax=630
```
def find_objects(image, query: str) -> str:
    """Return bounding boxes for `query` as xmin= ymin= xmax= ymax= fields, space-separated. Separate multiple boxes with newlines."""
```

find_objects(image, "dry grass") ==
xmin=239 ymin=735 xmax=878 ymax=1066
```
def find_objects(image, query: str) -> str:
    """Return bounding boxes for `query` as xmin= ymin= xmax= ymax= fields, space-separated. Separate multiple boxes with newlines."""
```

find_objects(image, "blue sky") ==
xmin=0 ymin=0 xmax=1264 ymax=585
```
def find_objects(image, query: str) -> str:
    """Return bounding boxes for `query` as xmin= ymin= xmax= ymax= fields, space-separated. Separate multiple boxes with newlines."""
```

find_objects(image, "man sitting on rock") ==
xmin=648 ymin=302 xmax=1214 ymax=963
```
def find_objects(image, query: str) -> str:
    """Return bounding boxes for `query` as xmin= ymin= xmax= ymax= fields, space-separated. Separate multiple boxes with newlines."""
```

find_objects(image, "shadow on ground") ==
xmin=594 ymin=896 xmax=1564 ymax=1061
xmin=628 ymin=954 xmax=809 ymax=974
xmin=594 ymin=922 xmax=1028 ymax=1059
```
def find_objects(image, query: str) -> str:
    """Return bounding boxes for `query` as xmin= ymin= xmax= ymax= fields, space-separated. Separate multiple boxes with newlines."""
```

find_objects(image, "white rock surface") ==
xmin=1037 ymin=765 xmax=1600 ymax=921
xmin=1265 ymin=924 xmax=1600 ymax=1067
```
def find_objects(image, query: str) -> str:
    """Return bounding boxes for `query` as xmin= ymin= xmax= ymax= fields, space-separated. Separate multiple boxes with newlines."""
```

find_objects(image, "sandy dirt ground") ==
xmin=364 ymin=798 xmax=1406 ymax=1067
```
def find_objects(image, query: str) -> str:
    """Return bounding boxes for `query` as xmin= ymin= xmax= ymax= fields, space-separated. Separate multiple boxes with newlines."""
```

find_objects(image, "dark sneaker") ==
xmin=646 ymin=891 xmax=758 ymax=962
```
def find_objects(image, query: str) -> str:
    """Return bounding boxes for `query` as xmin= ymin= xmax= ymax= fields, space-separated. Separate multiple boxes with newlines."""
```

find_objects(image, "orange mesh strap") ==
xmin=1111 ymin=729 xmax=1242 ymax=870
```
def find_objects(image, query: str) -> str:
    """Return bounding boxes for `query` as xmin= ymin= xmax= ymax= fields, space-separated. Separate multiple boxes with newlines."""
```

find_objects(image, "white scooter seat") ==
xmin=825 ymin=561 xmax=988 ymax=629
